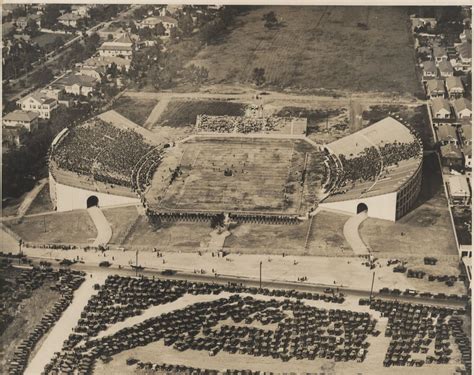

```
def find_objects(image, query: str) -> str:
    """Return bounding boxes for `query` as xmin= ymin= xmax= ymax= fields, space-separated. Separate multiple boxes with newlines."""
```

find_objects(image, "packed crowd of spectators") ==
xmin=197 ymin=115 xmax=294 ymax=134
xmin=332 ymin=139 xmax=422 ymax=190
xmin=52 ymin=119 xmax=154 ymax=188
xmin=131 ymin=149 xmax=163 ymax=194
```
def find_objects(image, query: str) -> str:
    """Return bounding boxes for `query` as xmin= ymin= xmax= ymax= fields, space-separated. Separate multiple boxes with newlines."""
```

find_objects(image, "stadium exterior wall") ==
xmin=319 ymin=192 xmax=398 ymax=221
xmin=49 ymin=173 xmax=140 ymax=212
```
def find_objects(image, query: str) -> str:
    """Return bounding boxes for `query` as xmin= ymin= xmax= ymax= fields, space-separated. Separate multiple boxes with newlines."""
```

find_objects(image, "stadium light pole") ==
xmin=369 ymin=271 xmax=375 ymax=302
xmin=259 ymin=261 xmax=262 ymax=290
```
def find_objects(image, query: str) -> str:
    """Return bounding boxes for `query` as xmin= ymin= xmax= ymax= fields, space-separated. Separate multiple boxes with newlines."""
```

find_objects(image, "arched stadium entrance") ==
xmin=86 ymin=195 xmax=99 ymax=208
xmin=357 ymin=203 xmax=368 ymax=214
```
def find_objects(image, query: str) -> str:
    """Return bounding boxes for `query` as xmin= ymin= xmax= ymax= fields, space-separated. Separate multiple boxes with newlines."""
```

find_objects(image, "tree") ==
xmin=184 ymin=64 xmax=208 ymax=86
xmin=198 ymin=18 xmax=226 ymax=44
xmin=169 ymin=26 xmax=179 ymax=43
xmin=41 ymin=4 xmax=61 ymax=29
xmin=26 ymin=18 xmax=39 ymax=36
xmin=178 ymin=13 xmax=194 ymax=36
xmin=107 ymin=33 xmax=114 ymax=40
xmin=252 ymin=67 xmax=266 ymax=86
xmin=155 ymin=22 xmax=166 ymax=36
xmin=262 ymin=11 xmax=278 ymax=29
xmin=129 ymin=20 xmax=138 ymax=34
xmin=31 ymin=67 xmax=54 ymax=87
xmin=210 ymin=213 xmax=225 ymax=229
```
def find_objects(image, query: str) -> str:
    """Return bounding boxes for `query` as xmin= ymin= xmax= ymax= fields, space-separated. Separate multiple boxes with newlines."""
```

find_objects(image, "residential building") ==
xmin=438 ymin=60 xmax=454 ymax=77
xmin=447 ymin=175 xmax=471 ymax=205
xmin=440 ymin=144 xmax=464 ymax=170
xmin=40 ymin=86 xmax=64 ymax=101
xmin=98 ymin=34 xmax=133 ymax=58
xmin=71 ymin=5 xmax=92 ymax=17
xmin=453 ymin=98 xmax=472 ymax=119
xmin=445 ymin=76 xmax=465 ymax=99
xmin=464 ymin=147 xmax=472 ymax=170
xmin=460 ymin=124 xmax=472 ymax=147
xmin=79 ymin=66 xmax=104 ymax=81
xmin=3 ymin=110 xmax=39 ymax=132
xmin=460 ymin=28 xmax=472 ymax=43
xmin=16 ymin=93 xmax=58 ymax=119
xmin=411 ymin=17 xmax=437 ymax=32
xmin=422 ymin=60 xmax=437 ymax=79
xmin=57 ymin=13 xmax=83 ymax=28
xmin=425 ymin=79 xmax=445 ymax=98
xmin=2 ymin=126 xmax=28 ymax=147
xmin=140 ymin=16 xmax=178 ymax=36
xmin=83 ymin=55 xmax=131 ymax=72
xmin=437 ymin=123 xmax=459 ymax=145
xmin=431 ymin=97 xmax=451 ymax=119
xmin=59 ymin=74 xmax=98 ymax=96
xmin=433 ymin=46 xmax=448 ymax=64
xmin=15 ymin=14 xmax=41 ymax=29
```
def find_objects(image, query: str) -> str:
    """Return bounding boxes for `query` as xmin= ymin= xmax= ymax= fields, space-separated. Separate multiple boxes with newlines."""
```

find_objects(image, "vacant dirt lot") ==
xmin=360 ymin=154 xmax=457 ymax=256
xmin=190 ymin=6 xmax=420 ymax=96
xmin=113 ymin=97 xmax=158 ymax=126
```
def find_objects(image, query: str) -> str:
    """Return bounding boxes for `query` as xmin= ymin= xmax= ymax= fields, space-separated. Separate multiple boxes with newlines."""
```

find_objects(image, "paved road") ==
xmin=24 ymin=273 xmax=107 ymax=375
xmin=343 ymin=211 xmax=370 ymax=255
xmin=88 ymin=206 xmax=112 ymax=247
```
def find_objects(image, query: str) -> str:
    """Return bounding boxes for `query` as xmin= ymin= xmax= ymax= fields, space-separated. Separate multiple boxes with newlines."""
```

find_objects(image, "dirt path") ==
xmin=24 ymin=273 xmax=107 ymax=375
xmin=143 ymin=97 xmax=170 ymax=129
xmin=2 ymin=178 xmax=48 ymax=221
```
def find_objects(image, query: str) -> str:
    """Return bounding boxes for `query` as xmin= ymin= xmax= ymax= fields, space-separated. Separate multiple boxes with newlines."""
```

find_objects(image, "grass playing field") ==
xmin=146 ymin=136 xmax=325 ymax=216
xmin=189 ymin=6 xmax=421 ymax=96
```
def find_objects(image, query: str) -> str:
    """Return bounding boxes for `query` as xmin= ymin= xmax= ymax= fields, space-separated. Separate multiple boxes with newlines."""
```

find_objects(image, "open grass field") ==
xmin=112 ymin=97 xmax=158 ymax=126
xmin=155 ymin=100 xmax=247 ymax=128
xmin=101 ymin=206 xmax=140 ymax=245
xmin=189 ymin=6 xmax=420 ymax=96
xmin=31 ymin=32 xmax=71 ymax=48
xmin=4 ymin=210 xmax=97 ymax=245
xmin=360 ymin=154 xmax=458 ymax=256
xmin=26 ymin=183 xmax=54 ymax=215
xmin=306 ymin=211 xmax=352 ymax=256
xmin=146 ymin=137 xmax=324 ymax=215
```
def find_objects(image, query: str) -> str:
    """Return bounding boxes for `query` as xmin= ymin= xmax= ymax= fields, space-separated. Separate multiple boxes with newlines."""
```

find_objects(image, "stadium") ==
xmin=49 ymin=113 xmax=423 ymax=222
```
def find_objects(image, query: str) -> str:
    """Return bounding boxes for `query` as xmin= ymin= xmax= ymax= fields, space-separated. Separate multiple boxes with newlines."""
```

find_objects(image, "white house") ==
xmin=445 ymin=76 xmax=464 ymax=99
xmin=425 ymin=79 xmax=445 ymax=99
xmin=453 ymin=98 xmax=472 ymax=119
xmin=57 ymin=12 xmax=83 ymax=28
xmin=433 ymin=46 xmax=448 ymax=64
xmin=438 ymin=60 xmax=454 ymax=78
xmin=447 ymin=175 xmax=471 ymax=205
xmin=60 ymin=74 xmax=98 ymax=96
xmin=431 ymin=97 xmax=451 ymax=119
xmin=98 ymin=34 xmax=133 ymax=58
xmin=83 ymin=55 xmax=131 ymax=72
xmin=422 ymin=60 xmax=437 ymax=80
xmin=17 ymin=93 xmax=58 ymax=119
xmin=3 ymin=110 xmax=39 ymax=132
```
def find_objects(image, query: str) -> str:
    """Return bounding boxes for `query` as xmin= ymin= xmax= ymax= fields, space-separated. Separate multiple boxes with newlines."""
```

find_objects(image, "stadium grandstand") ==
xmin=49 ymin=113 xmax=421 ymax=223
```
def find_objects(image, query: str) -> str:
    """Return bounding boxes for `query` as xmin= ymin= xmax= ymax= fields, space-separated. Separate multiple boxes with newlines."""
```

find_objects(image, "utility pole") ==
xmin=369 ymin=271 xmax=375 ymax=302
xmin=259 ymin=261 xmax=262 ymax=289
xmin=135 ymin=249 xmax=138 ymax=277
xmin=18 ymin=240 xmax=22 ymax=264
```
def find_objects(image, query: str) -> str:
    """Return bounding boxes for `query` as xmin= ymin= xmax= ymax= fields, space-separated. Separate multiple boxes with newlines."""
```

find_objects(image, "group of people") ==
xmin=331 ymin=138 xmax=422 ymax=192
xmin=197 ymin=115 xmax=291 ymax=134
xmin=131 ymin=149 xmax=163 ymax=194
xmin=52 ymin=119 xmax=154 ymax=188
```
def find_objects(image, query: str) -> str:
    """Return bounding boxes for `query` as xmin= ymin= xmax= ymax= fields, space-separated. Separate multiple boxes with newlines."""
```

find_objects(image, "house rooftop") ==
xmin=445 ymin=76 xmax=464 ymax=91
xmin=440 ymin=143 xmax=462 ymax=158
xmin=453 ymin=98 xmax=472 ymax=113
xmin=433 ymin=46 xmax=447 ymax=58
xmin=58 ymin=12 xmax=83 ymax=21
xmin=60 ymin=74 xmax=98 ymax=87
xmin=426 ymin=79 xmax=445 ymax=92
xmin=422 ymin=60 xmax=437 ymax=73
xmin=438 ymin=60 xmax=454 ymax=73
xmin=3 ymin=110 xmax=39 ymax=123
xmin=437 ymin=123 xmax=458 ymax=142
xmin=431 ymin=97 xmax=451 ymax=113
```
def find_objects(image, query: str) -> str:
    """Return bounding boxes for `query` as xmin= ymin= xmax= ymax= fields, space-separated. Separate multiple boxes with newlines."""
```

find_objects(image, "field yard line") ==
xmin=144 ymin=97 xmax=170 ymax=129
xmin=25 ymin=274 xmax=107 ymax=375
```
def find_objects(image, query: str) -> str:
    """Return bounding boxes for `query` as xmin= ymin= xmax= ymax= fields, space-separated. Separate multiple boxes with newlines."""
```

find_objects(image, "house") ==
xmin=457 ymin=42 xmax=472 ymax=65
xmin=16 ymin=93 xmax=58 ymax=119
xmin=460 ymin=124 xmax=472 ymax=147
xmin=431 ymin=97 xmax=451 ymax=119
xmin=437 ymin=124 xmax=459 ymax=145
xmin=417 ymin=46 xmax=432 ymax=60
xmin=15 ymin=14 xmax=41 ymax=29
xmin=445 ymin=76 xmax=464 ymax=99
xmin=3 ymin=110 xmax=39 ymax=132
xmin=83 ymin=56 xmax=131 ymax=72
xmin=160 ymin=4 xmax=183 ymax=17
xmin=71 ymin=5 xmax=92 ymax=18
xmin=433 ymin=46 xmax=448 ymax=64
xmin=425 ymin=79 xmax=445 ymax=98
xmin=140 ymin=16 xmax=178 ymax=36
xmin=411 ymin=17 xmax=437 ymax=32
xmin=447 ymin=175 xmax=471 ymax=205
xmin=79 ymin=66 xmax=104 ymax=81
xmin=59 ymin=74 xmax=98 ymax=96
xmin=453 ymin=98 xmax=472 ymax=119
xmin=97 ymin=26 xmax=126 ymax=41
xmin=464 ymin=147 xmax=472 ymax=170
xmin=98 ymin=34 xmax=134 ymax=58
xmin=57 ymin=13 xmax=83 ymax=28
xmin=2 ymin=126 xmax=28 ymax=147
xmin=440 ymin=144 xmax=464 ymax=170
xmin=460 ymin=28 xmax=472 ymax=43
xmin=422 ymin=60 xmax=437 ymax=79
xmin=40 ymin=86 xmax=64 ymax=101
xmin=438 ymin=60 xmax=454 ymax=78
